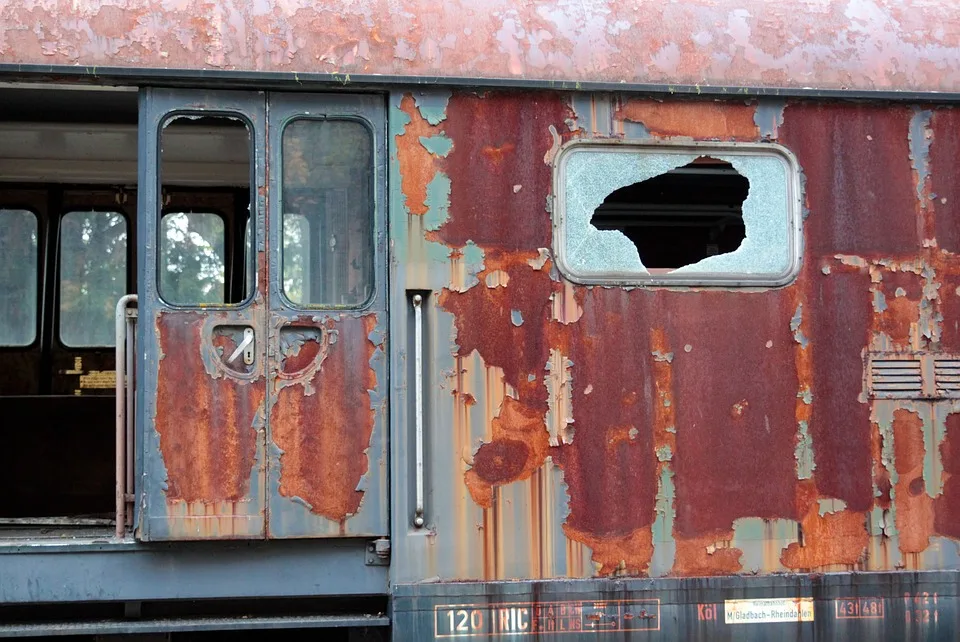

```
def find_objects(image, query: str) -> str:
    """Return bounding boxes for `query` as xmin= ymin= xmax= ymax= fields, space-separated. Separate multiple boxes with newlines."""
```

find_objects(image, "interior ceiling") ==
xmin=0 ymin=86 xmax=138 ymax=123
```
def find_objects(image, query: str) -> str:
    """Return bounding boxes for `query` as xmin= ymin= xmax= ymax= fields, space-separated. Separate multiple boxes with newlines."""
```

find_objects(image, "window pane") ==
xmin=160 ymin=212 xmax=226 ymax=305
xmin=60 ymin=211 xmax=127 ymax=347
xmin=282 ymin=119 xmax=374 ymax=306
xmin=0 ymin=209 xmax=38 ymax=346
xmin=160 ymin=115 xmax=253 ymax=305
xmin=282 ymin=213 xmax=310 ymax=304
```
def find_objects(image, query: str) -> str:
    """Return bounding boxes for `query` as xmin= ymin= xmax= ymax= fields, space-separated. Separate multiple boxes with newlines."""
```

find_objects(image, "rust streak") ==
xmin=893 ymin=409 xmax=934 ymax=557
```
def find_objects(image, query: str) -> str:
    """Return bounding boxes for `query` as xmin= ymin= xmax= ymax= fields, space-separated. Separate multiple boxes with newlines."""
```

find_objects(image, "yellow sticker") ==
xmin=79 ymin=370 xmax=116 ymax=389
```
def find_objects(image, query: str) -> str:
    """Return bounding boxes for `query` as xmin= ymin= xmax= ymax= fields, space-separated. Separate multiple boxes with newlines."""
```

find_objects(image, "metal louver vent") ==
xmin=869 ymin=359 xmax=923 ymax=399
xmin=935 ymin=359 xmax=960 ymax=396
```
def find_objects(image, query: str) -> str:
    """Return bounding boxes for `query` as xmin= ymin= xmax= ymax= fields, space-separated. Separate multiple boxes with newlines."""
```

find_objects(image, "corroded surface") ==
xmin=270 ymin=314 xmax=378 ymax=522
xmin=155 ymin=313 xmax=263 ymax=503
xmin=395 ymin=88 xmax=960 ymax=581
xmin=3 ymin=1 xmax=960 ymax=93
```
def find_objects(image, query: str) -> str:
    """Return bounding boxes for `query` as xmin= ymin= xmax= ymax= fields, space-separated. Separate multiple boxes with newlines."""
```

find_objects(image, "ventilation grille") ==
xmin=869 ymin=358 xmax=923 ymax=399
xmin=935 ymin=359 xmax=960 ymax=396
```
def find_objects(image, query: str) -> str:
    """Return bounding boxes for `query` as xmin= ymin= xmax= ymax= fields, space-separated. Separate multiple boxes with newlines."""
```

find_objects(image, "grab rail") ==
xmin=115 ymin=295 xmax=138 ymax=539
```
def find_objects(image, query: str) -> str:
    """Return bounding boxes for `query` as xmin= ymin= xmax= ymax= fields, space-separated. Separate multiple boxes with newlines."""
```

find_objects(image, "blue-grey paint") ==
xmin=413 ymin=90 xmax=452 ymax=125
xmin=419 ymin=134 xmax=453 ymax=157
xmin=0 ymin=540 xmax=387 ymax=604
xmin=754 ymin=98 xmax=787 ymax=139
xmin=909 ymin=107 xmax=933 ymax=204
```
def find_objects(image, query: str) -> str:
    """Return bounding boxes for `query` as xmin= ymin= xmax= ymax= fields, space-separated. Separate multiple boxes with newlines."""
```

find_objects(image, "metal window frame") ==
xmin=551 ymin=139 xmax=803 ymax=288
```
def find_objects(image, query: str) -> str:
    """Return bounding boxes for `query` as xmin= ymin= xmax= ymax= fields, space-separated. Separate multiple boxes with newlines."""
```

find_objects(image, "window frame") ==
xmin=155 ymin=110 xmax=257 ymax=310
xmin=551 ymin=139 xmax=803 ymax=288
xmin=0 ymin=206 xmax=42 ymax=348
xmin=56 ymin=208 xmax=130 ymax=349
xmin=277 ymin=115 xmax=378 ymax=311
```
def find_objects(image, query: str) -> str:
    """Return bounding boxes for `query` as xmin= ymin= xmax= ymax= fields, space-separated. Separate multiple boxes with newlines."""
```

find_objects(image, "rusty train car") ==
xmin=1 ymin=0 xmax=960 ymax=640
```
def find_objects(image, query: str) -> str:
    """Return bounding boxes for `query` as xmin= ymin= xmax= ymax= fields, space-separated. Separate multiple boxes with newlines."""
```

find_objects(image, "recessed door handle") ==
xmin=228 ymin=328 xmax=256 ymax=365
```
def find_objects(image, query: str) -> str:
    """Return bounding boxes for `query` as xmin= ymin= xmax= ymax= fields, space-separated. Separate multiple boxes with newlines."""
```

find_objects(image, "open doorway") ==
xmin=0 ymin=85 xmax=253 ymax=539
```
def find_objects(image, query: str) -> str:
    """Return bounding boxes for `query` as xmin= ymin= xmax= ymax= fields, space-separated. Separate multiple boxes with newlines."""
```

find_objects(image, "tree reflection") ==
xmin=60 ymin=211 xmax=127 ymax=347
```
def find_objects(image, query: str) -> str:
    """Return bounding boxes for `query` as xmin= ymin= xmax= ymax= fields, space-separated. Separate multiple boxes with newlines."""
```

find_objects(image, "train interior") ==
xmin=0 ymin=85 xmax=253 ymax=538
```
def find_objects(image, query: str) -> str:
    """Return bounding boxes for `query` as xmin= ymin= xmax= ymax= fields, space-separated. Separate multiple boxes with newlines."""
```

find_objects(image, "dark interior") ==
xmin=592 ymin=157 xmax=749 ymax=270
xmin=0 ymin=88 xmax=251 ymax=531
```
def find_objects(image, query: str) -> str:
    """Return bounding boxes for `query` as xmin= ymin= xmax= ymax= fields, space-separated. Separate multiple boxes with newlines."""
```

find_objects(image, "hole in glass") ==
xmin=591 ymin=157 xmax=748 ymax=272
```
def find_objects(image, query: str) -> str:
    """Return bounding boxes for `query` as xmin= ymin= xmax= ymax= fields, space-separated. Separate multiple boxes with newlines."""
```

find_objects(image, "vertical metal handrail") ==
xmin=115 ymin=294 xmax=138 ymax=539
xmin=413 ymin=294 xmax=425 ymax=528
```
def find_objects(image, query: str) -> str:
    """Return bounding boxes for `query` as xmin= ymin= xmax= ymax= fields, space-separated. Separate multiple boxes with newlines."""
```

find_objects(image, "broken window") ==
xmin=554 ymin=143 xmax=801 ymax=287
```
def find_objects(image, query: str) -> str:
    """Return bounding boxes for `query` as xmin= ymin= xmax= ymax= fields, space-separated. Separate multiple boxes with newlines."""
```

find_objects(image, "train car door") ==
xmin=265 ymin=94 xmax=388 ymax=538
xmin=137 ymin=89 xmax=388 ymax=541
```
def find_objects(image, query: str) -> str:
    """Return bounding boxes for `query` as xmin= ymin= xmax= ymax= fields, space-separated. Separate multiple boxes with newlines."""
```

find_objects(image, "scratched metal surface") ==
xmin=1 ymin=1 xmax=960 ymax=94
xmin=388 ymin=91 xmax=960 ymax=584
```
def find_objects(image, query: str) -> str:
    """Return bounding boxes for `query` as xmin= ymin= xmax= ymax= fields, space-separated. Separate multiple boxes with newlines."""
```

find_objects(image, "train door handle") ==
xmin=228 ymin=328 xmax=256 ymax=365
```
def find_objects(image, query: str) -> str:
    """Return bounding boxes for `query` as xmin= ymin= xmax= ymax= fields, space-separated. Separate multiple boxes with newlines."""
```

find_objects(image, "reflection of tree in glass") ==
xmin=0 ymin=210 xmax=38 ymax=346
xmin=281 ymin=119 xmax=373 ymax=306
xmin=160 ymin=212 xmax=225 ymax=305
xmin=60 ymin=211 xmax=127 ymax=347
xmin=283 ymin=213 xmax=308 ymax=304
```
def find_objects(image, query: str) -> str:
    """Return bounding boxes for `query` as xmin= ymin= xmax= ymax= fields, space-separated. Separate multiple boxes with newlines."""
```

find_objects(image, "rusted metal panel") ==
xmin=268 ymin=314 xmax=381 ymax=529
xmin=3 ymin=1 xmax=960 ymax=94
xmin=264 ymin=92 xmax=389 ymax=539
xmin=138 ymin=88 xmax=269 ymax=541
xmin=390 ymin=87 xmax=960 ymax=587
xmin=153 ymin=311 xmax=266 ymax=536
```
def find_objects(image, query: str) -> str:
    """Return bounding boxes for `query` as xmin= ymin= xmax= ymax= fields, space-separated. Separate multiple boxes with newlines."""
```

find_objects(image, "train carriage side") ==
xmin=0 ymin=1 xmax=959 ymax=640
xmin=387 ymin=91 xmax=960 ymax=640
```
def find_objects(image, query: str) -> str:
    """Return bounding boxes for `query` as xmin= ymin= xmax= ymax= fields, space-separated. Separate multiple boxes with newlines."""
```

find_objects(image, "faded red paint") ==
xmin=156 ymin=313 xmax=262 ymax=503
xmin=271 ymin=315 xmax=377 ymax=521
xmin=779 ymin=104 xmax=918 ymax=256
xmin=553 ymin=291 xmax=659 ymax=574
xmin=436 ymin=92 xmax=570 ymax=251
xmin=4 ymin=1 xmax=960 ymax=93
xmin=930 ymin=110 xmax=960 ymax=254
xmin=934 ymin=413 xmax=960 ymax=538
xmin=666 ymin=291 xmax=800 ymax=536
xmin=617 ymin=99 xmax=759 ymax=140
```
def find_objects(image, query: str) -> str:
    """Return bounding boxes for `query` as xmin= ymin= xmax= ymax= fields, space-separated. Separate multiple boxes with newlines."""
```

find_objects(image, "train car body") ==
xmin=1 ymin=1 xmax=960 ymax=640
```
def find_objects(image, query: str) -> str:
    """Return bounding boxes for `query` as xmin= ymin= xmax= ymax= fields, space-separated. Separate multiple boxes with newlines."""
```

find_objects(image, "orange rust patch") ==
xmin=156 ymin=313 xmax=262 ymax=503
xmin=672 ymin=531 xmax=742 ymax=575
xmin=271 ymin=315 xmax=378 ymax=521
xmin=396 ymin=94 xmax=441 ymax=216
xmin=781 ymin=482 xmax=868 ymax=570
xmin=893 ymin=409 xmax=934 ymax=555
xmin=616 ymin=99 xmax=759 ymax=140
xmin=481 ymin=142 xmax=516 ymax=165
xmin=562 ymin=524 xmax=653 ymax=576
xmin=877 ymin=293 xmax=920 ymax=347
xmin=465 ymin=397 xmax=550 ymax=508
